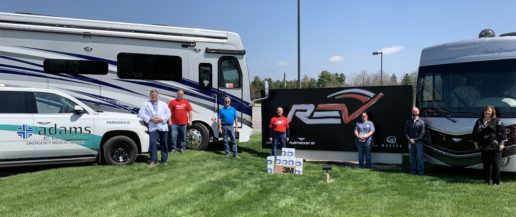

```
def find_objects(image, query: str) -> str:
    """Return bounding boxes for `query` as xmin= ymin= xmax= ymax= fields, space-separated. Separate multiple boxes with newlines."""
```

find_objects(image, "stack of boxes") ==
xmin=266 ymin=148 xmax=303 ymax=175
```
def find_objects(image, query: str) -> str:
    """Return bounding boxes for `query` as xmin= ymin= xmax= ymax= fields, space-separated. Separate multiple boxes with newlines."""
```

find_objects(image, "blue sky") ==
xmin=2 ymin=0 xmax=516 ymax=80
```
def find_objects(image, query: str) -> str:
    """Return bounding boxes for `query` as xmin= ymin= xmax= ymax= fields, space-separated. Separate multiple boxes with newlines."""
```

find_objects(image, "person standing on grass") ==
xmin=268 ymin=107 xmax=289 ymax=157
xmin=472 ymin=105 xmax=507 ymax=185
xmin=218 ymin=96 xmax=240 ymax=158
xmin=168 ymin=89 xmax=192 ymax=153
xmin=138 ymin=89 xmax=171 ymax=167
xmin=404 ymin=107 xmax=426 ymax=175
xmin=354 ymin=112 xmax=375 ymax=168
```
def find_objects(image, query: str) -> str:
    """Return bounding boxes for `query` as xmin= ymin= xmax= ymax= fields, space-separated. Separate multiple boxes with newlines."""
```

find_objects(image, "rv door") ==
xmin=217 ymin=56 xmax=243 ymax=127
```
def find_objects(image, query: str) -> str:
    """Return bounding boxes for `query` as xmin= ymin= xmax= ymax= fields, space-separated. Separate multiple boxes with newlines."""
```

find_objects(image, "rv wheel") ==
xmin=103 ymin=135 xmax=138 ymax=165
xmin=187 ymin=123 xmax=210 ymax=150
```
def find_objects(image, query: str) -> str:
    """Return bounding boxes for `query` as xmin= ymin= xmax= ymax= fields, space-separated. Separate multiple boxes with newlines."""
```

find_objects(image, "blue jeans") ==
xmin=356 ymin=140 xmax=372 ymax=168
xmin=149 ymin=130 xmax=168 ymax=163
xmin=409 ymin=142 xmax=425 ymax=175
xmin=222 ymin=125 xmax=238 ymax=156
xmin=169 ymin=124 xmax=187 ymax=151
xmin=272 ymin=131 xmax=286 ymax=156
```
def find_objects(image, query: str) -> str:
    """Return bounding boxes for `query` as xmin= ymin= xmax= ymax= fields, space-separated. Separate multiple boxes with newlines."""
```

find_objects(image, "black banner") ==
xmin=262 ymin=86 xmax=412 ymax=153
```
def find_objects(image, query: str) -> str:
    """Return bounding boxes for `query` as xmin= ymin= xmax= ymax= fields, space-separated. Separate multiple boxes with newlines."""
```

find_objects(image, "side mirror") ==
xmin=73 ymin=105 xmax=86 ymax=115
xmin=261 ymin=80 xmax=269 ymax=98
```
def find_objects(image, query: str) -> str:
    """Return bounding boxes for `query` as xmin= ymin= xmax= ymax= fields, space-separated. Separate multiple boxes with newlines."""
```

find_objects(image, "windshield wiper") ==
xmin=420 ymin=107 xmax=457 ymax=123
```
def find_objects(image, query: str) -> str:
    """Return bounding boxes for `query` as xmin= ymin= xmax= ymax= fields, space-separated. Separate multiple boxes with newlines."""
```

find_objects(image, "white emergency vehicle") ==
xmin=0 ymin=85 xmax=150 ymax=167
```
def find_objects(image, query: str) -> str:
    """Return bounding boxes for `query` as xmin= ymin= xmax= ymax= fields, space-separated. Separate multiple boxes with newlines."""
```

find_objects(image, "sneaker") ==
xmin=225 ymin=153 xmax=231 ymax=157
xmin=234 ymin=155 xmax=241 ymax=159
xmin=180 ymin=149 xmax=185 ymax=153
xmin=160 ymin=161 xmax=168 ymax=165
xmin=171 ymin=149 xmax=177 ymax=154
xmin=148 ymin=162 xmax=157 ymax=168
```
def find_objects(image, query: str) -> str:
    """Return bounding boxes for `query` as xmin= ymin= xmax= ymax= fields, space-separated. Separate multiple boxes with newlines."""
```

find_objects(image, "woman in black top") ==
xmin=472 ymin=105 xmax=508 ymax=185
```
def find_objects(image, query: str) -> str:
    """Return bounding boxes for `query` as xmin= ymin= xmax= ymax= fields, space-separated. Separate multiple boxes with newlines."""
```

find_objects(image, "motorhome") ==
xmin=0 ymin=12 xmax=252 ymax=150
xmin=417 ymin=29 xmax=516 ymax=171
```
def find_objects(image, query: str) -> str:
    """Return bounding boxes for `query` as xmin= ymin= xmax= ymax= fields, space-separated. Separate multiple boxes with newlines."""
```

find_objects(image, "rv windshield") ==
xmin=417 ymin=58 xmax=516 ymax=118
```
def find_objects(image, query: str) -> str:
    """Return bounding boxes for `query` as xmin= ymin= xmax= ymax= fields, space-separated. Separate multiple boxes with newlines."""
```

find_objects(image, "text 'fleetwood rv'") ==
xmin=417 ymin=29 xmax=516 ymax=171
xmin=0 ymin=12 xmax=252 ymax=150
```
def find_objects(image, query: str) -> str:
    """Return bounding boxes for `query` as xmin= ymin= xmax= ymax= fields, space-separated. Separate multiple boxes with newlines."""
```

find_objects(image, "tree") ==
xmin=389 ymin=73 xmax=398 ymax=85
xmin=250 ymin=76 xmax=264 ymax=99
xmin=352 ymin=70 xmax=372 ymax=86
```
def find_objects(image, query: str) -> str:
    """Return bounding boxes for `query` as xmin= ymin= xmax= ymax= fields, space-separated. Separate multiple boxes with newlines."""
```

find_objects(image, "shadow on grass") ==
xmin=320 ymin=161 xmax=516 ymax=184
xmin=0 ymin=163 xmax=94 ymax=178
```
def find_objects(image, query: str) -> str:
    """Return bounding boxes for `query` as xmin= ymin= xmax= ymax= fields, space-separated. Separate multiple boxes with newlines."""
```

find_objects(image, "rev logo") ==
xmin=17 ymin=124 xmax=34 ymax=139
xmin=287 ymin=89 xmax=383 ymax=125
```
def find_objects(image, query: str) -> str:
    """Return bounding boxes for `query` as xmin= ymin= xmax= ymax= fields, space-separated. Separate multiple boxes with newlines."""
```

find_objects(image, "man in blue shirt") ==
xmin=138 ymin=89 xmax=171 ymax=167
xmin=218 ymin=96 xmax=240 ymax=158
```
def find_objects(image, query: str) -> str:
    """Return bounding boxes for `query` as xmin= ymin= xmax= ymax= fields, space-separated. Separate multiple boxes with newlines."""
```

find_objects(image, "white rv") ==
xmin=417 ymin=29 xmax=516 ymax=171
xmin=0 ymin=12 xmax=252 ymax=150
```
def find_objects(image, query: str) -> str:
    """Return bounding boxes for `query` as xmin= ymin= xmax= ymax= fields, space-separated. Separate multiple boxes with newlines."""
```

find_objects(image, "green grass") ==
xmin=1 ymin=135 xmax=516 ymax=217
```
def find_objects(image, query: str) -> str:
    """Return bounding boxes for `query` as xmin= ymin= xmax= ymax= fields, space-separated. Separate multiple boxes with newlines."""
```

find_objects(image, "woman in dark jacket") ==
xmin=472 ymin=105 xmax=508 ymax=185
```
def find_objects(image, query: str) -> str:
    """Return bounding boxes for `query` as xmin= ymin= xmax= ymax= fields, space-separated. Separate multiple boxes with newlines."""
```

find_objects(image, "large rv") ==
xmin=417 ymin=30 xmax=516 ymax=171
xmin=0 ymin=12 xmax=252 ymax=150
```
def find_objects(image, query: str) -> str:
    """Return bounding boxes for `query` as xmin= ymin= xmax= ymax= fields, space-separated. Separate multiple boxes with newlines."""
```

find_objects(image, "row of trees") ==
xmin=250 ymin=70 xmax=417 ymax=99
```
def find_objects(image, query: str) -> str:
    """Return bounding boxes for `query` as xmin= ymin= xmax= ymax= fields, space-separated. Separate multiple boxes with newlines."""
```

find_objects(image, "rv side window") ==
xmin=199 ymin=63 xmax=212 ymax=89
xmin=0 ymin=91 xmax=30 ymax=113
xmin=117 ymin=53 xmax=182 ymax=81
xmin=218 ymin=56 xmax=241 ymax=89
xmin=44 ymin=59 xmax=108 ymax=75
xmin=34 ymin=92 xmax=76 ymax=114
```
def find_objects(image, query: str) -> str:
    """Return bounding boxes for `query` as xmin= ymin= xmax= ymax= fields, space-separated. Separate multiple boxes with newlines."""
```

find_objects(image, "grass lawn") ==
xmin=1 ymin=135 xmax=516 ymax=217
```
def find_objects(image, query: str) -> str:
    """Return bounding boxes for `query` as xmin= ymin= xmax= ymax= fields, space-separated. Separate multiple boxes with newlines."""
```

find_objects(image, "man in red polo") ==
xmin=268 ymin=107 xmax=290 ymax=156
xmin=168 ymin=89 xmax=192 ymax=153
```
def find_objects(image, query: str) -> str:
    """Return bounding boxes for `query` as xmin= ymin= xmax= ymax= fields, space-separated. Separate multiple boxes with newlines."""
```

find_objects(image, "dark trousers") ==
xmin=271 ymin=131 xmax=287 ymax=156
xmin=480 ymin=149 xmax=501 ymax=184
xmin=149 ymin=130 xmax=168 ymax=163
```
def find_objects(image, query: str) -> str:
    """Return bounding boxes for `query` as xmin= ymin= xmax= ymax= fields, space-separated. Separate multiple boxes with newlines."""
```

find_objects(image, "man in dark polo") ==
xmin=404 ymin=107 xmax=426 ymax=175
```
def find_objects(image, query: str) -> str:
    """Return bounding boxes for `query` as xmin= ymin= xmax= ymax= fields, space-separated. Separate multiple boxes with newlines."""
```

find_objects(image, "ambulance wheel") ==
xmin=103 ymin=135 xmax=138 ymax=165
xmin=187 ymin=123 xmax=210 ymax=150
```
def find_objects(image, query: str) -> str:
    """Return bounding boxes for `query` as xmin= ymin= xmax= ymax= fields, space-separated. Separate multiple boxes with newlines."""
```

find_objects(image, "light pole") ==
xmin=297 ymin=0 xmax=301 ymax=89
xmin=372 ymin=51 xmax=383 ymax=86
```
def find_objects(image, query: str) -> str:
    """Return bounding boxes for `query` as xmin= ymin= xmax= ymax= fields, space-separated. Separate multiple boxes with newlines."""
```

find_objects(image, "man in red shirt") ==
xmin=168 ymin=89 xmax=193 ymax=153
xmin=268 ymin=107 xmax=290 ymax=156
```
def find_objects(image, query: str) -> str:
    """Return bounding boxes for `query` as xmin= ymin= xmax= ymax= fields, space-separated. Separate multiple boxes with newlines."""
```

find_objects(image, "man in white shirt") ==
xmin=138 ymin=89 xmax=171 ymax=167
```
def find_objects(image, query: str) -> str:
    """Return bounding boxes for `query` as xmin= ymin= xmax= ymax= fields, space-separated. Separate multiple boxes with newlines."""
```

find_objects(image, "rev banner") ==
xmin=262 ymin=86 xmax=412 ymax=153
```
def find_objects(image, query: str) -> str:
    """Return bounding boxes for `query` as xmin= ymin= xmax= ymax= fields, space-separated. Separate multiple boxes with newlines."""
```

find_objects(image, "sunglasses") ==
xmin=225 ymin=101 xmax=231 ymax=103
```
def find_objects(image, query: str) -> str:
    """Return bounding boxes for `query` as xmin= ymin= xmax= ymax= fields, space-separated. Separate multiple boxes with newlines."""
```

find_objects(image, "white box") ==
xmin=275 ymin=156 xmax=284 ymax=165
xmin=281 ymin=148 xmax=296 ymax=157
xmin=295 ymin=166 xmax=303 ymax=175
xmin=267 ymin=165 xmax=274 ymax=174
xmin=295 ymin=158 xmax=303 ymax=167
xmin=266 ymin=156 xmax=275 ymax=166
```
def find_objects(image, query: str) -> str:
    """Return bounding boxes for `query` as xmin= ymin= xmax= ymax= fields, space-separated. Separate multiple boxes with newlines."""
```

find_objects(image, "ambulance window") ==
xmin=199 ymin=63 xmax=212 ymax=89
xmin=35 ymin=92 xmax=76 ymax=114
xmin=117 ymin=53 xmax=182 ymax=81
xmin=218 ymin=56 xmax=241 ymax=89
xmin=0 ymin=91 xmax=28 ymax=113
xmin=44 ymin=59 xmax=108 ymax=75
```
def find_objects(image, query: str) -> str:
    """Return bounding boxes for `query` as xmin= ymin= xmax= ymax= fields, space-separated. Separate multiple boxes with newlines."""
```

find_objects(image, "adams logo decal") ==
xmin=286 ymin=89 xmax=384 ymax=125
xmin=17 ymin=124 xmax=34 ymax=139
